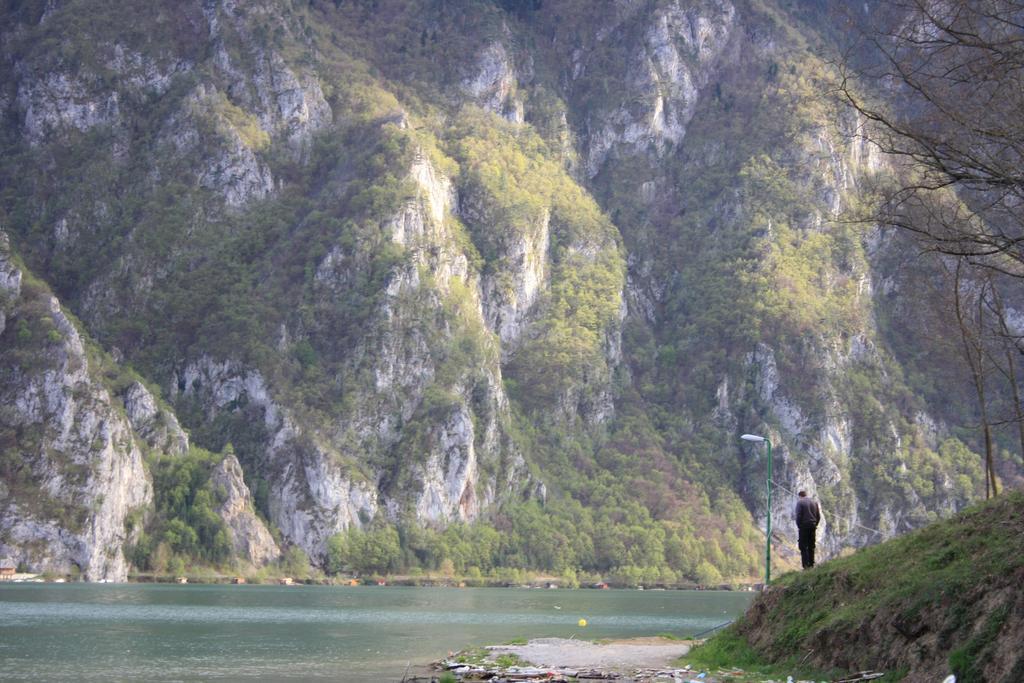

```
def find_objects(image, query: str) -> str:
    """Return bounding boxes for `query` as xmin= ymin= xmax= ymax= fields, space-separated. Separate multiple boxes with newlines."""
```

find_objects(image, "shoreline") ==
xmin=6 ymin=572 xmax=763 ymax=591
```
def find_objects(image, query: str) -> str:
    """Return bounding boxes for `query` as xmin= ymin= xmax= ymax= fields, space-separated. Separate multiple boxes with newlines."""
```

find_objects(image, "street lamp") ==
xmin=741 ymin=433 xmax=772 ymax=586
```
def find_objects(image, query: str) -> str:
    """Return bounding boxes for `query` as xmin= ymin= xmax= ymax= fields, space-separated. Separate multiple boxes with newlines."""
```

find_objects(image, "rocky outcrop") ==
xmin=582 ymin=0 xmax=737 ymax=176
xmin=251 ymin=49 xmax=332 ymax=146
xmin=15 ymin=70 xmax=122 ymax=146
xmin=203 ymin=0 xmax=332 ymax=148
xmin=573 ymin=0 xmax=980 ymax=565
xmin=477 ymin=206 xmax=551 ymax=352
xmin=0 ymin=233 xmax=20 ymax=336
xmin=0 ymin=235 xmax=151 ymax=581
xmin=176 ymin=86 xmax=275 ymax=207
xmin=167 ymin=148 xmax=532 ymax=557
xmin=174 ymin=356 xmax=379 ymax=562
xmin=121 ymin=381 xmax=189 ymax=456
xmin=0 ymin=0 xmax=1003 ymax=581
xmin=209 ymin=454 xmax=279 ymax=565
xmin=387 ymin=154 xmax=473 ymax=294
xmin=462 ymin=41 xmax=523 ymax=123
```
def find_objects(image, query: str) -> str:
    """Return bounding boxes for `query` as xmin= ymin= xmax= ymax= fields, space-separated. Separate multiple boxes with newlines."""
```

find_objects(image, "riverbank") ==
xmin=121 ymin=572 xmax=762 ymax=591
xmin=689 ymin=493 xmax=1024 ymax=682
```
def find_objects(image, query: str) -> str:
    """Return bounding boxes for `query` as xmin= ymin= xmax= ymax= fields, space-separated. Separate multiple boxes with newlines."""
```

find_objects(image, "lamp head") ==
xmin=740 ymin=434 xmax=766 ymax=443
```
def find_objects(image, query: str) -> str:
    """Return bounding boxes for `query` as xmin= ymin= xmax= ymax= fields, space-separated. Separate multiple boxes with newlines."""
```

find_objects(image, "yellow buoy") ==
xmin=578 ymin=618 xmax=587 ymax=627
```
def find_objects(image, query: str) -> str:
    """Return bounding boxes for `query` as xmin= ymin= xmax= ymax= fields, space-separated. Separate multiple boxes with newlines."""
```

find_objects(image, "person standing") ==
xmin=795 ymin=490 xmax=821 ymax=569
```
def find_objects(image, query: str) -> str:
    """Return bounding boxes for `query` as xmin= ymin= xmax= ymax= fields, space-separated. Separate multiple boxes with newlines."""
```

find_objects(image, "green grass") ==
xmin=451 ymin=647 xmax=524 ymax=669
xmin=948 ymin=605 xmax=1010 ymax=683
xmin=683 ymin=627 xmax=913 ymax=682
xmin=492 ymin=653 xmax=526 ymax=668
xmin=680 ymin=628 xmax=839 ymax=681
xmin=701 ymin=493 xmax=1024 ymax=681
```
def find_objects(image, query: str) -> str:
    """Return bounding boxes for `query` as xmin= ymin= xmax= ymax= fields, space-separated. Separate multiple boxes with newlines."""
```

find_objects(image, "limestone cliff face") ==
xmin=0 ymin=234 xmax=151 ymax=581
xmin=162 ymin=149 xmax=529 ymax=561
xmin=0 ymin=2 xmax=594 ymax=573
xmin=464 ymin=192 xmax=550 ymax=354
xmin=203 ymin=0 xmax=332 ymax=148
xmin=461 ymin=40 xmax=524 ymax=123
xmin=121 ymin=381 xmax=190 ymax=457
xmin=577 ymin=0 xmax=737 ymax=177
xmin=209 ymin=454 xmax=279 ymax=566
xmin=173 ymin=356 xmax=379 ymax=562
xmin=16 ymin=69 xmax=122 ymax=147
xmin=369 ymin=154 xmax=523 ymax=523
xmin=187 ymin=87 xmax=276 ymax=208
xmin=724 ymin=122 xmax=968 ymax=561
xmin=0 ymin=234 xmax=18 ymax=337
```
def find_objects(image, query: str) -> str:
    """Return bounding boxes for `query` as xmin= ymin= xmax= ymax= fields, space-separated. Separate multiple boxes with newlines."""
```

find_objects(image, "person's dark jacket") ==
xmin=795 ymin=497 xmax=821 ymax=528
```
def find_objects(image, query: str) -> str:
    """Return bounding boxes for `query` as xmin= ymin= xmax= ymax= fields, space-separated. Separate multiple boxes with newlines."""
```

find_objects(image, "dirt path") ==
xmin=486 ymin=636 xmax=692 ymax=670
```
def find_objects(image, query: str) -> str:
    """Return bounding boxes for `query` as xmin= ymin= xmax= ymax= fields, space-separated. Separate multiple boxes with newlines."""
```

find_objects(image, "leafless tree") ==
xmin=951 ymin=259 xmax=1000 ymax=496
xmin=985 ymin=284 xmax=1024 ymax=464
xmin=837 ymin=0 xmax=1024 ymax=275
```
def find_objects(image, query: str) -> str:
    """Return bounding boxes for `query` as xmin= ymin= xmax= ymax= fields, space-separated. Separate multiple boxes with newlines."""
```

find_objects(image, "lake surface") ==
xmin=0 ymin=584 xmax=753 ymax=680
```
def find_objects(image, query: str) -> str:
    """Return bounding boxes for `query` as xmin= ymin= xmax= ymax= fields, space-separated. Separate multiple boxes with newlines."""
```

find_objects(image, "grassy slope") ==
xmin=685 ymin=492 xmax=1024 ymax=682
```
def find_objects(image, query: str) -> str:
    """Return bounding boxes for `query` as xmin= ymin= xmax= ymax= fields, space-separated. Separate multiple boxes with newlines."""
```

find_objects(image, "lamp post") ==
xmin=741 ymin=433 xmax=772 ymax=586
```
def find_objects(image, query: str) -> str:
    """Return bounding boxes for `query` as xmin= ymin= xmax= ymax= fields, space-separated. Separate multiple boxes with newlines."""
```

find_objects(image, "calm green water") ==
xmin=0 ymin=584 xmax=752 ymax=681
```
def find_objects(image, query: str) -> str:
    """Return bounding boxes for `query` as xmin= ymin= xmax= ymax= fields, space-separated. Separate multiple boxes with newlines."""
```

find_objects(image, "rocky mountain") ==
xmin=0 ymin=0 xmax=1011 ymax=581
xmin=0 ymin=232 xmax=151 ymax=581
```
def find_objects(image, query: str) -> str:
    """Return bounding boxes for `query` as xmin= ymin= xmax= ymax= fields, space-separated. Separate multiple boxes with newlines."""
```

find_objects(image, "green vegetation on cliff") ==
xmin=130 ymin=448 xmax=234 ymax=574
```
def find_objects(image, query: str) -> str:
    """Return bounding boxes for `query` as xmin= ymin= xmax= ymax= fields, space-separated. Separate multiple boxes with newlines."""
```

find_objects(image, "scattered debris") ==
xmin=832 ymin=673 xmax=885 ymax=682
xmin=428 ymin=640 xmax=886 ymax=683
xmin=431 ymin=656 xmax=711 ymax=682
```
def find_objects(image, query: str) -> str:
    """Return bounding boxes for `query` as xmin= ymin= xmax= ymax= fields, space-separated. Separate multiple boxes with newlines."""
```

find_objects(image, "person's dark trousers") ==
xmin=798 ymin=524 xmax=817 ymax=568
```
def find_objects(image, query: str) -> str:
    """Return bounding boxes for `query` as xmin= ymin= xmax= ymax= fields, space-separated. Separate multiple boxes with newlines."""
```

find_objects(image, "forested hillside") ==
xmin=0 ymin=0 xmax=1018 ymax=582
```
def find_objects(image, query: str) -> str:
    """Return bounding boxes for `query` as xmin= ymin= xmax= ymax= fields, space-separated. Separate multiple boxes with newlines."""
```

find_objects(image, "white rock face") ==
xmin=385 ymin=154 xmax=472 ymax=295
xmin=148 ymin=85 xmax=276 ymax=207
xmin=749 ymin=344 xmax=811 ymax=437
xmin=0 ymin=238 xmax=151 ymax=581
xmin=198 ymin=138 xmax=274 ymax=207
xmin=741 ymin=323 xmax=965 ymax=560
xmin=352 ymin=155 xmax=520 ymax=521
xmin=462 ymin=41 xmax=522 ymax=122
xmin=481 ymin=209 xmax=551 ymax=351
xmin=16 ymin=71 xmax=121 ymax=146
xmin=204 ymin=0 xmax=332 ymax=149
xmin=209 ymin=454 xmax=280 ymax=565
xmin=584 ymin=0 xmax=737 ymax=176
xmin=121 ymin=381 xmax=190 ymax=456
xmin=107 ymin=44 xmax=191 ymax=96
xmin=12 ymin=30 xmax=190 ymax=148
xmin=0 ymin=233 xmax=21 ymax=336
xmin=189 ymin=88 xmax=276 ymax=207
xmin=175 ymin=356 xmax=379 ymax=562
xmin=198 ymin=142 xmax=274 ymax=206
xmin=252 ymin=49 xmax=333 ymax=146
xmin=247 ymin=153 xmax=527 ymax=545
xmin=415 ymin=405 xmax=480 ymax=523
